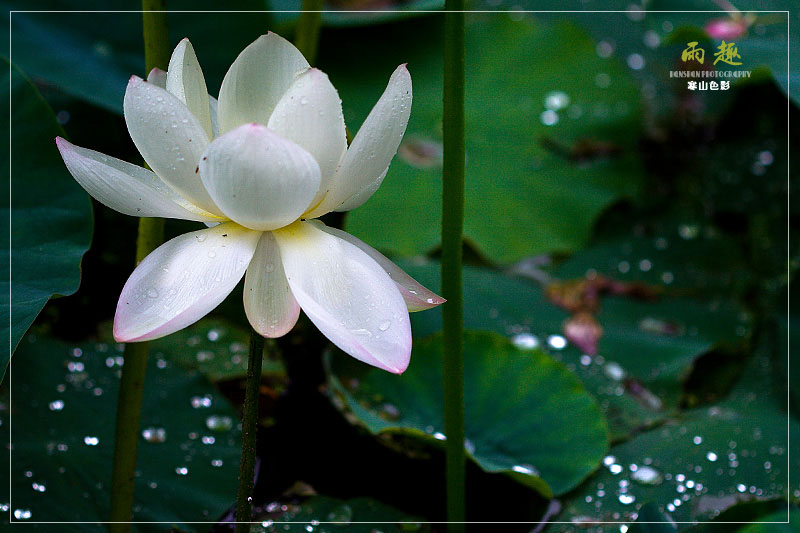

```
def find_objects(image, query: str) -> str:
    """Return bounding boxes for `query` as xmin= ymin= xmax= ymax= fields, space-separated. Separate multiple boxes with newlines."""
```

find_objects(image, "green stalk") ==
xmin=141 ymin=0 xmax=171 ymax=74
xmin=108 ymin=4 xmax=169 ymax=531
xmin=108 ymin=342 xmax=150 ymax=531
xmin=235 ymin=329 xmax=265 ymax=530
xmin=294 ymin=0 xmax=324 ymax=64
xmin=442 ymin=1 xmax=466 ymax=530
xmin=134 ymin=219 xmax=166 ymax=263
xmin=230 ymin=3 xmax=328 ymax=527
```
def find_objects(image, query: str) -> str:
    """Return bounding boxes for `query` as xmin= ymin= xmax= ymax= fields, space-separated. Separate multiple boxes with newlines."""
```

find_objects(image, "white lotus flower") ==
xmin=56 ymin=33 xmax=443 ymax=374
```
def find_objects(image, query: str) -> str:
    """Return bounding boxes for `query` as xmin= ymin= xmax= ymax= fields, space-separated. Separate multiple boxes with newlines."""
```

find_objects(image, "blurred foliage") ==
xmin=735 ymin=510 xmax=800 ymax=532
xmin=629 ymin=502 xmax=678 ymax=533
xmin=3 ymin=1 xmax=796 ymax=529
xmin=4 ymin=2 xmax=272 ymax=112
xmin=553 ymin=210 xmax=753 ymax=298
xmin=2 ymin=59 xmax=92 ymax=371
xmin=147 ymin=318 xmax=286 ymax=382
xmin=341 ymin=14 xmax=643 ymax=262
xmin=5 ymin=332 xmax=243 ymax=528
xmin=267 ymin=0 xmax=446 ymax=28
xmin=327 ymin=331 xmax=609 ymax=497
xmin=556 ymin=350 xmax=799 ymax=525
xmin=391 ymin=260 xmax=749 ymax=441
xmin=250 ymin=495 xmax=430 ymax=532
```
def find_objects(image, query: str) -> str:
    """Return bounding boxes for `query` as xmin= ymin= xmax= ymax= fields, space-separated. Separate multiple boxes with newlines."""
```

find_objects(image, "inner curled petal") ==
xmin=267 ymin=68 xmax=347 ymax=210
xmin=217 ymin=32 xmax=310 ymax=134
xmin=304 ymin=64 xmax=412 ymax=218
xmin=198 ymin=123 xmax=321 ymax=231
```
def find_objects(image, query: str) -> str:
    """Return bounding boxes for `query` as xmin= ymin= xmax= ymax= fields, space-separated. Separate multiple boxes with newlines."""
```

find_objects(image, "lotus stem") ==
xmin=108 ymin=4 xmax=169 ymax=532
xmin=294 ymin=0 xmax=324 ymax=64
xmin=235 ymin=329 xmax=265 ymax=530
xmin=232 ymin=4 xmax=328 ymax=526
xmin=141 ymin=0 xmax=171 ymax=75
xmin=442 ymin=0 xmax=466 ymax=530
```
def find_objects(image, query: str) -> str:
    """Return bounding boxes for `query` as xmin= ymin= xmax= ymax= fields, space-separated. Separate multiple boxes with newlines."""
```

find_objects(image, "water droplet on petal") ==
xmin=678 ymin=224 xmax=700 ymax=240
xmin=205 ymin=415 xmax=233 ymax=432
xmin=643 ymin=30 xmax=661 ymax=48
xmin=632 ymin=466 xmax=663 ymax=485
xmin=540 ymin=109 xmax=559 ymax=126
xmin=596 ymin=41 xmax=614 ymax=58
xmin=512 ymin=333 xmax=540 ymax=350
xmin=604 ymin=362 xmax=626 ymax=381
xmin=512 ymin=464 xmax=539 ymax=476
xmin=351 ymin=328 xmax=372 ymax=339
xmin=544 ymin=91 xmax=570 ymax=111
xmin=547 ymin=335 xmax=567 ymax=350
xmin=191 ymin=395 xmax=212 ymax=408
xmin=141 ymin=427 xmax=167 ymax=443
xmin=196 ymin=350 xmax=214 ymax=362
xmin=758 ymin=150 xmax=774 ymax=166
xmin=627 ymin=53 xmax=645 ymax=70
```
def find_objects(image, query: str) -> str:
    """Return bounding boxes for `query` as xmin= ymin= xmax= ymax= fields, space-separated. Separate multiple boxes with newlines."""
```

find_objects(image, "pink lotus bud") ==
xmin=705 ymin=18 xmax=748 ymax=40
